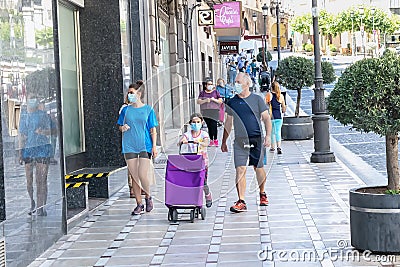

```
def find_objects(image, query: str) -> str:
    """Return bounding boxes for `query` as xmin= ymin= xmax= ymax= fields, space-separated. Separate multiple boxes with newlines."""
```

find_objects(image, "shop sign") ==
xmin=214 ymin=1 xmax=241 ymax=29
xmin=219 ymin=41 xmax=239 ymax=55
xmin=198 ymin=9 xmax=214 ymax=26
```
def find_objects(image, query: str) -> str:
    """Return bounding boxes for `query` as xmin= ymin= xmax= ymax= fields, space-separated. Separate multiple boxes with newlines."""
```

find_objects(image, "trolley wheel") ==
xmin=171 ymin=209 xmax=178 ymax=223
xmin=168 ymin=208 xmax=173 ymax=221
xmin=200 ymin=207 xmax=206 ymax=220
xmin=190 ymin=210 xmax=195 ymax=223
xmin=195 ymin=207 xmax=199 ymax=218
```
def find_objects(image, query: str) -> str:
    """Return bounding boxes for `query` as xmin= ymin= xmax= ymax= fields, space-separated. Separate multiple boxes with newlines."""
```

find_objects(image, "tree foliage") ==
xmin=276 ymin=56 xmax=336 ymax=117
xmin=275 ymin=56 xmax=314 ymax=117
xmin=291 ymin=6 xmax=399 ymax=39
xmin=291 ymin=14 xmax=312 ymax=34
xmin=25 ymin=67 xmax=57 ymax=100
xmin=328 ymin=51 xmax=400 ymax=135
xmin=35 ymin=27 xmax=54 ymax=48
xmin=328 ymin=50 xmax=400 ymax=190
xmin=321 ymin=61 xmax=336 ymax=84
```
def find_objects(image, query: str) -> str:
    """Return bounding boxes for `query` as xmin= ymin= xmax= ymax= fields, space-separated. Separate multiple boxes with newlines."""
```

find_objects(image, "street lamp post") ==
xmin=262 ymin=4 xmax=269 ymax=67
xmin=270 ymin=0 xmax=281 ymax=64
xmin=310 ymin=0 xmax=335 ymax=163
xmin=350 ymin=10 xmax=355 ymax=56
xmin=252 ymin=12 xmax=257 ymax=34
xmin=359 ymin=6 xmax=365 ymax=58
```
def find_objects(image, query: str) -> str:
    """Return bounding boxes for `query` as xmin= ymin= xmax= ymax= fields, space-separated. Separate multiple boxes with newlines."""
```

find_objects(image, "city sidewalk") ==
xmin=28 ymin=132 xmax=400 ymax=266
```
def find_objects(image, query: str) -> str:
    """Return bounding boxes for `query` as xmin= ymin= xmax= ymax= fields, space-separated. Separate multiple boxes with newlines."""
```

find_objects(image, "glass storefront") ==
xmin=59 ymin=3 xmax=84 ymax=156
xmin=0 ymin=1 xmax=64 ymax=266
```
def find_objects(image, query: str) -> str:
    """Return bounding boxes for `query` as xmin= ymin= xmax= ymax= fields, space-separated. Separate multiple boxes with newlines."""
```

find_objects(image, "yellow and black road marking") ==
xmin=65 ymin=182 xmax=88 ymax=188
xmin=65 ymin=172 xmax=110 ymax=180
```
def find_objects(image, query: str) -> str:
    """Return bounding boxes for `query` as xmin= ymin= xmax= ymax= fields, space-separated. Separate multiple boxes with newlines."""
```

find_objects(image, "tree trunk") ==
xmin=386 ymin=134 xmax=400 ymax=191
xmin=295 ymin=89 xmax=301 ymax=118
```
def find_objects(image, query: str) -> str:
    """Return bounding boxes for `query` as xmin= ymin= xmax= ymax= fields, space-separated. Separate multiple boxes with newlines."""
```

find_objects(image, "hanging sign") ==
xmin=198 ymin=9 xmax=214 ymax=26
xmin=214 ymin=2 xmax=241 ymax=29
xmin=219 ymin=41 xmax=239 ymax=55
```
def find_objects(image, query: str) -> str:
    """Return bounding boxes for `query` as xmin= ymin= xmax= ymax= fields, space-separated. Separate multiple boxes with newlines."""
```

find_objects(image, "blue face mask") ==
xmin=27 ymin=98 xmax=38 ymax=109
xmin=128 ymin=93 xmax=138 ymax=103
xmin=234 ymin=83 xmax=243 ymax=94
xmin=190 ymin=122 xmax=202 ymax=131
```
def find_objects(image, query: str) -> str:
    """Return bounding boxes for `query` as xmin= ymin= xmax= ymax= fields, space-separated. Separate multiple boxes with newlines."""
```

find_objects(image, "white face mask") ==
xmin=207 ymin=85 xmax=213 ymax=91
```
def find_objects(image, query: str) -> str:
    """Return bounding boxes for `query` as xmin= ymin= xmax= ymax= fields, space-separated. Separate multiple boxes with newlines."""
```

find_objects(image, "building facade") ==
xmin=0 ymin=0 xmax=220 ymax=266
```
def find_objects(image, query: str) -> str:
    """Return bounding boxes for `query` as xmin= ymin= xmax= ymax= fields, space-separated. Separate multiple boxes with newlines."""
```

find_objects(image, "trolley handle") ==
xmin=179 ymin=140 xmax=200 ymax=155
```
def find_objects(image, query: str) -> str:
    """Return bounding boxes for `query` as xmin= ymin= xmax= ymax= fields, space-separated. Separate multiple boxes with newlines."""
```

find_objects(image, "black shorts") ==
xmin=233 ymin=136 xmax=264 ymax=168
xmin=23 ymin=157 xmax=50 ymax=164
xmin=124 ymin=152 xmax=152 ymax=160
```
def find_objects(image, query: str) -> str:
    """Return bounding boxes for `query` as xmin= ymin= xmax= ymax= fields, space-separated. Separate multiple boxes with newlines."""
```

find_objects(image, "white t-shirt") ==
xmin=182 ymin=130 xmax=209 ymax=164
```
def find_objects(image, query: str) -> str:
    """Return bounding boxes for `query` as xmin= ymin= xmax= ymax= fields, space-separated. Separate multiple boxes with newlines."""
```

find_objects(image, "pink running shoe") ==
xmin=214 ymin=140 xmax=219 ymax=147
xmin=209 ymin=140 xmax=215 ymax=146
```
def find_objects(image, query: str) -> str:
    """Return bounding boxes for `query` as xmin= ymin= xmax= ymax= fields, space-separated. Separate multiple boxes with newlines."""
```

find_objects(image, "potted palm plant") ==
xmin=328 ymin=50 xmax=400 ymax=253
xmin=275 ymin=56 xmax=335 ymax=140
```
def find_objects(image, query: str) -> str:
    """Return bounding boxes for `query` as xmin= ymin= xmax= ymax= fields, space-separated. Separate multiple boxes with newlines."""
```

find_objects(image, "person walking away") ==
xmin=228 ymin=61 xmax=237 ymax=85
xmin=237 ymin=57 xmax=245 ymax=72
xmin=288 ymin=38 xmax=293 ymax=52
xmin=197 ymin=78 xmax=223 ymax=147
xmin=178 ymin=113 xmax=213 ymax=207
xmin=265 ymin=81 xmax=286 ymax=154
xmin=19 ymin=94 xmax=57 ymax=216
xmin=259 ymin=64 xmax=271 ymax=93
xmin=117 ymin=80 xmax=159 ymax=215
xmin=221 ymin=73 xmax=272 ymax=212
xmin=216 ymin=78 xmax=234 ymax=125
xmin=250 ymin=59 xmax=258 ymax=79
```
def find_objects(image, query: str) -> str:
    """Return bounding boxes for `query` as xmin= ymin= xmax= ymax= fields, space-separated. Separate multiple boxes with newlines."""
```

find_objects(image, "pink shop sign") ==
xmin=214 ymin=2 xmax=241 ymax=29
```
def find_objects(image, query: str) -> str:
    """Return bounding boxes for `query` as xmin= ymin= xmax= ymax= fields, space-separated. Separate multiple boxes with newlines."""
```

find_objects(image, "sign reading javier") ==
xmin=214 ymin=1 xmax=241 ymax=29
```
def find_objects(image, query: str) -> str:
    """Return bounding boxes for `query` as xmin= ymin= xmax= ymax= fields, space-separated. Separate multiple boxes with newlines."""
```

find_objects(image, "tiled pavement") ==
xmin=28 ymin=136 xmax=400 ymax=267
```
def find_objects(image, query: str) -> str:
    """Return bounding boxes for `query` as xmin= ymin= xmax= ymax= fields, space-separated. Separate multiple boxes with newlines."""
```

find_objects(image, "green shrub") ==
xmin=304 ymin=43 xmax=314 ymax=52
xmin=328 ymin=44 xmax=337 ymax=52
xmin=321 ymin=61 xmax=336 ymax=84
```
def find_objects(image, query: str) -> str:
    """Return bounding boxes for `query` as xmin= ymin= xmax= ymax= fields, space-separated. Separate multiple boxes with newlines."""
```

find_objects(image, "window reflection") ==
xmin=0 ymin=1 xmax=63 ymax=266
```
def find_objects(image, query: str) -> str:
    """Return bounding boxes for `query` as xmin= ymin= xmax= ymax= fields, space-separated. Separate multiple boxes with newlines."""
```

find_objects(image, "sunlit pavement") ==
xmin=28 ymin=121 xmax=399 ymax=266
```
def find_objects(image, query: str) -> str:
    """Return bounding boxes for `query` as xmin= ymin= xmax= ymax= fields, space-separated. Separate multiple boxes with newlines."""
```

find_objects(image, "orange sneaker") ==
xmin=230 ymin=199 xmax=247 ymax=212
xmin=260 ymin=192 xmax=269 ymax=206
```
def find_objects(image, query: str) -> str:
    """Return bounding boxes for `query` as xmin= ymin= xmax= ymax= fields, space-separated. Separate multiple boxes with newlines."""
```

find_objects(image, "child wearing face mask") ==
xmin=178 ymin=113 xmax=213 ymax=208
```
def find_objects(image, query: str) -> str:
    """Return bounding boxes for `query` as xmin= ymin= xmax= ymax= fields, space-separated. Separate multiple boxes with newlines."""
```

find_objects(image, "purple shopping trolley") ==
xmin=165 ymin=142 xmax=206 ymax=222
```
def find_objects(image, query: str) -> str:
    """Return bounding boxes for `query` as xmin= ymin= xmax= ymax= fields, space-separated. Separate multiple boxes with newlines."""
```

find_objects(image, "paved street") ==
xmin=29 ymin=130 xmax=399 ymax=266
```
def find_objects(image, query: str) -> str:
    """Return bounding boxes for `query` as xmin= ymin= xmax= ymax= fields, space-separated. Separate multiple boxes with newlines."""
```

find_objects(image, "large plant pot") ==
xmin=350 ymin=186 xmax=400 ymax=253
xmin=281 ymin=116 xmax=313 ymax=140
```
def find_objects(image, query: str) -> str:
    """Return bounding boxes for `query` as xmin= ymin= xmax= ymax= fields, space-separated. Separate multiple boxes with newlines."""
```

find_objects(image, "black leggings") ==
xmin=204 ymin=116 xmax=218 ymax=140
